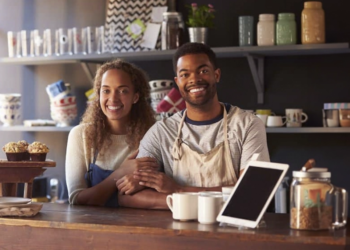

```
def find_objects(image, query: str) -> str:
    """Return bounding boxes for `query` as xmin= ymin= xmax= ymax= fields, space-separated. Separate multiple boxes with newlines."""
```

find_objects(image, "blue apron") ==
xmin=85 ymin=152 xmax=118 ymax=207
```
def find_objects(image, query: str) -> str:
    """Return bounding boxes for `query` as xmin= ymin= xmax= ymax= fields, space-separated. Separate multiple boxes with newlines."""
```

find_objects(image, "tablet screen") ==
xmin=222 ymin=166 xmax=284 ymax=221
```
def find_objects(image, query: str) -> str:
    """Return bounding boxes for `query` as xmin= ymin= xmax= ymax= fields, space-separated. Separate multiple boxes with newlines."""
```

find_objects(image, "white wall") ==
xmin=0 ymin=0 xmax=106 ymax=198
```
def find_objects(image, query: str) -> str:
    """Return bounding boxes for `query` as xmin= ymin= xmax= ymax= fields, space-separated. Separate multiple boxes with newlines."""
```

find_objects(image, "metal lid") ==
xmin=293 ymin=171 xmax=331 ymax=178
xmin=278 ymin=13 xmax=295 ymax=20
xmin=162 ymin=12 xmax=182 ymax=17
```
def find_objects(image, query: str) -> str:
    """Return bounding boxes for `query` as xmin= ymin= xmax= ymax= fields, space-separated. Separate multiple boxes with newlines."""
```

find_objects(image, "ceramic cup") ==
xmin=285 ymin=109 xmax=308 ymax=127
xmin=166 ymin=192 xmax=198 ymax=221
xmin=0 ymin=101 xmax=21 ymax=126
xmin=256 ymin=114 xmax=268 ymax=126
xmin=339 ymin=109 xmax=350 ymax=127
xmin=198 ymin=193 xmax=223 ymax=224
xmin=266 ymin=115 xmax=286 ymax=127
xmin=322 ymin=109 xmax=339 ymax=127
xmin=255 ymin=109 xmax=275 ymax=116
xmin=221 ymin=187 xmax=234 ymax=202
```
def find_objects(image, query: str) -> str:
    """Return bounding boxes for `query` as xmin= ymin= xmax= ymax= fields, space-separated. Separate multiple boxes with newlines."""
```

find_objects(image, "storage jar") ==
xmin=290 ymin=170 xmax=348 ymax=230
xmin=257 ymin=14 xmax=275 ymax=46
xmin=301 ymin=1 xmax=325 ymax=44
xmin=276 ymin=13 xmax=296 ymax=45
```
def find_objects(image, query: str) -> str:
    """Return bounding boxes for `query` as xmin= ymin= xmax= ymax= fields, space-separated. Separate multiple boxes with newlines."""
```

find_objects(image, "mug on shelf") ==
xmin=322 ymin=109 xmax=339 ymax=127
xmin=266 ymin=115 xmax=286 ymax=127
xmin=285 ymin=109 xmax=308 ymax=127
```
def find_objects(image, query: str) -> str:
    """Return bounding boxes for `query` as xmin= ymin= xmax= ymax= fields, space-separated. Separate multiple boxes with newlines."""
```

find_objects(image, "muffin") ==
xmin=28 ymin=141 xmax=49 ymax=161
xmin=17 ymin=140 xmax=30 ymax=160
xmin=2 ymin=142 xmax=27 ymax=161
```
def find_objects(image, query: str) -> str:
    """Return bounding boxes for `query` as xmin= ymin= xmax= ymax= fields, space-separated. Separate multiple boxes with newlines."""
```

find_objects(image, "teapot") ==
xmin=290 ymin=159 xmax=348 ymax=230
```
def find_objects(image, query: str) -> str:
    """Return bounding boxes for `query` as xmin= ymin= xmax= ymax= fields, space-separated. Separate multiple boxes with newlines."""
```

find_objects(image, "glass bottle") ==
xmin=290 ymin=170 xmax=348 ymax=230
xmin=301 ymin=1 xmax=325 ymax=44
xmin=276 ymin=13 xmax=297 ymax=45
xmin=161 ymin=12 xmax=184 ymax=50
xmin=257 ymin=14 xmax=275 ymax=46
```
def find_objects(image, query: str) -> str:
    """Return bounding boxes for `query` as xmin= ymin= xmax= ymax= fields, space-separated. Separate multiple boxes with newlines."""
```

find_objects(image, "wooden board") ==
xmin=0 ymin=159 xmax=56 ymax=167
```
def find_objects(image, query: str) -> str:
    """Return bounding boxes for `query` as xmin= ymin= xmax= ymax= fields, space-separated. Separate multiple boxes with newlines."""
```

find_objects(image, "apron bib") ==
xmin=85 ymin=153 xmax=118 ymax=207
xmin=171 ymin=105 xmax=238 ymax=187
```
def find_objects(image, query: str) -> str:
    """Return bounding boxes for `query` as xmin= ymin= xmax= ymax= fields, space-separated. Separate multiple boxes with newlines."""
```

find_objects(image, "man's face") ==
xmin=174 ymin=53 xmax=221 ymax=107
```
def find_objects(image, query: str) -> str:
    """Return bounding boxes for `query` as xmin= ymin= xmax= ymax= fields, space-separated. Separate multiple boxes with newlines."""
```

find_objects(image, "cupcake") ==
xmin=28 ymin=141 xmax=49 ymax=161
xmin=17 ymin=140 xmax=30 ymax=161
xmin=2 ymin=142 xmax=27 ymax=161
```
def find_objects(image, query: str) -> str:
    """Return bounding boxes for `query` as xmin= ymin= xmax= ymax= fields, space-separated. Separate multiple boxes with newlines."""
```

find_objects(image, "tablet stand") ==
xmin=219 ymin=217 xmax=267 ymax=230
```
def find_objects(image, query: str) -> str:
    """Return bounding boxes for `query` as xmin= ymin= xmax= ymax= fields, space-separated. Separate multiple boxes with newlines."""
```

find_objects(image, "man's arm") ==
xmin=239 ymin=115 xmax=270 ymax=172
xmin=118 ymin=189 xmax=168 ymax=209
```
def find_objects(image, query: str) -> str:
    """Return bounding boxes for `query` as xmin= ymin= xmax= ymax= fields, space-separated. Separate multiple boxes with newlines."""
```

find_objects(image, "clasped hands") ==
xmin=116 ymin=151 xmax=180 ymax=195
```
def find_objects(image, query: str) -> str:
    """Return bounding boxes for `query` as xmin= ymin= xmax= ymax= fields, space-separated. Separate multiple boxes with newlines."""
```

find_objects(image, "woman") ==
xmin=65 ymin=59 xmax=157 ymax=207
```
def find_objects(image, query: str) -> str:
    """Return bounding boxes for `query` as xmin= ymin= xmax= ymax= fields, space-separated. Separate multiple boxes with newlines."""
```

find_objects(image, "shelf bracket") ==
xmin=246 ymin=54 xmax=264 ymax=104
xmin=80 ymin=62 xmax=94 ymax=86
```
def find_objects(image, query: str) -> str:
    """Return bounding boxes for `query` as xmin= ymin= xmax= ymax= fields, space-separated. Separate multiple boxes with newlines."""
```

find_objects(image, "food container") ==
xmin=290 ymin=170 xmax=347 ymax=230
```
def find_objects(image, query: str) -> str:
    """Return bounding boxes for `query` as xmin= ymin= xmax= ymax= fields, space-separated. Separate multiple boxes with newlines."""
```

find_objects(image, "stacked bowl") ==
xmin=46 ymin=80 xmax=77 ymax=127
xmin=0 ymin=93 xmax=21 ymax=126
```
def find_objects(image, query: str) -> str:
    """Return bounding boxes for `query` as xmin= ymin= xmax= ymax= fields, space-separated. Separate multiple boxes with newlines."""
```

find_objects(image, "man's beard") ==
xmin=181 ymin=81 xmax=217 ymax=107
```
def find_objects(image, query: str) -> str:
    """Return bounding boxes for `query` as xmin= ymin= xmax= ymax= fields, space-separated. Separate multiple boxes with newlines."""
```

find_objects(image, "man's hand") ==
xmin=116 ymin=174 xmax=145 ymax=195
xmin=117 ymin=150 xmax=159 ymax=177
xmin=133 ymin=170 xmax=181 ymax=194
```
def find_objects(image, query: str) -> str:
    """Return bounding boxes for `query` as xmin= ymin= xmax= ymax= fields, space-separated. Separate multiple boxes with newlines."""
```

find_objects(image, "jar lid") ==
xmin=304 ymin=1 xmax=322 ymax=8
xmin=259 ymin=14 xmax=275 ymax=21
xmin=278 ymin=13 xmax=295 ymax=20
xmin=163 ymin=12 xmax=182 ymax=17
xmin=293 ymin=171 xmax=331 ymax=178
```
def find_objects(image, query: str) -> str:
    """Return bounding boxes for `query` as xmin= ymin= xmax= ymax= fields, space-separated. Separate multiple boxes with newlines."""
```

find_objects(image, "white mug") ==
xmin=285 ymin=109 xmax=308 ymax=127
xmin=221 ymin=187 xmax=234 ymax=202
xmin=266 ymin=115 xmax=286 ymax=127
xmin=322 ymin=109 xmax=339 ymax=127
xmin=198 ymin=194 xmax=223 ymax=224
xmin=256 ymin=114 xmax=268 ymax=126
xmin=166 ymin=192 xmax=198 ymax=221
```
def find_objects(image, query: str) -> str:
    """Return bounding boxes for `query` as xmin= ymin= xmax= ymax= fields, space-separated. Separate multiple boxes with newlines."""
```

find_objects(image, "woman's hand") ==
xmin=116 ymin=174 xmax=145 ymax=195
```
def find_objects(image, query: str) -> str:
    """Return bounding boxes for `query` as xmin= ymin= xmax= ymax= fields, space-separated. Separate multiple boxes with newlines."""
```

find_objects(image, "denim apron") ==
xmin=85 ymin=152 xmax=118 ymax=207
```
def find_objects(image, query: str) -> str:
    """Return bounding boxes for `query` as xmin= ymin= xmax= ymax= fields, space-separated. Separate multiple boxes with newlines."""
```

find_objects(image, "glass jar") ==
xmin=301 ymin=1 xmax=325 ymax=44
xmin=290 ymin=170 xmax=348 ymax=230
xmin=161 ymin=12 xmax=184 ymax=50
xmin=239 ymin=16 xmax=254 ymax=46
xmin=257 ymin=14 xmax=275 ymax=46
xmin=276 ymin=13 xmax=296 ymax=45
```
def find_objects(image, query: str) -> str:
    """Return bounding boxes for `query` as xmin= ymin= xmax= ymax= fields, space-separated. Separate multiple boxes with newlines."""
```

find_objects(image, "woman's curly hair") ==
xmin=81 ymin=59 xmax=155 ymax=158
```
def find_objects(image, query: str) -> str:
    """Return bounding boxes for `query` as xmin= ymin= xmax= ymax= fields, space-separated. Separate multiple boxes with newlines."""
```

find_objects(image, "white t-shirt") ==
xmin=137 ymin=104 xmax=270 ymax=180
xmin=65 ymin=124 xmax=133 ymax=204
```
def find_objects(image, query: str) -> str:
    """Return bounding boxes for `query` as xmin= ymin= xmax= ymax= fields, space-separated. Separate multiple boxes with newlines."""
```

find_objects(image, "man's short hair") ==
xmin=173 ymin=42 xmax=218 ymax=73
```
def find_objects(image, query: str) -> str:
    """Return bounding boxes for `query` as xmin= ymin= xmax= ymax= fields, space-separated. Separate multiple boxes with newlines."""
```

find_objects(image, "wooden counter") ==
xmin=0 ymin=203 xmax=348 ymax=250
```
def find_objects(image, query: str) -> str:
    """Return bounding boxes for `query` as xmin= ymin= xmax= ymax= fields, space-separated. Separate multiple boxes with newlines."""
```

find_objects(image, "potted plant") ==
xmin=186 ymin=3 xmax=215 ymax=44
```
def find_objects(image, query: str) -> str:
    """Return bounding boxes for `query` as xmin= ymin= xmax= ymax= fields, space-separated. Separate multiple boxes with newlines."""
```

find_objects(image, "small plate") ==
xmin=0 ymin=197 xmax=31 ymax=205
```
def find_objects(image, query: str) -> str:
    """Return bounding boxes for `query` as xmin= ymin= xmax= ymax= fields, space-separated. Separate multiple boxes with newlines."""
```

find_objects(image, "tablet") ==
xmin=217 ymin=160 xmax=289 ymax=228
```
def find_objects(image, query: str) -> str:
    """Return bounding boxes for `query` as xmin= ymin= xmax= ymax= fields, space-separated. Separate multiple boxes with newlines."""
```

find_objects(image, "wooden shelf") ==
xmin=0 ymin=126 xmax=73 ymax=132
xmin=266 ymin=127 xmax=350 ymax=133
xmin=0 ymin=43 xmax=348 ymax=65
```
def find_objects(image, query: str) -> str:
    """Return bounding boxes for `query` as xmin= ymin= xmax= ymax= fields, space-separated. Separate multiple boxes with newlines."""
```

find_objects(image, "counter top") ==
xmin=0 ymin=203 xmax=348 ymax=250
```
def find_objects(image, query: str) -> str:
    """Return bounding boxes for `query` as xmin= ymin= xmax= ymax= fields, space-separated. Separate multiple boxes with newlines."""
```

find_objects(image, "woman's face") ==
xmin=99 ymin=69 xmax=139 ymax=124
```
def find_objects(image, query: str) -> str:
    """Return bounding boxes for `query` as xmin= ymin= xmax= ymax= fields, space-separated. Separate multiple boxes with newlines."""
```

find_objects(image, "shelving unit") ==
xmin=0 ymin=43 xmax=349 ymax=133
xmin=1 ymin=43 xmax=349 ymax=102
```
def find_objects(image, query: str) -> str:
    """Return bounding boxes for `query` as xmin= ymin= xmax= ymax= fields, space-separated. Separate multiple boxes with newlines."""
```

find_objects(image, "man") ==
xmin=117 ymin=42 xmax=270 ymax=209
